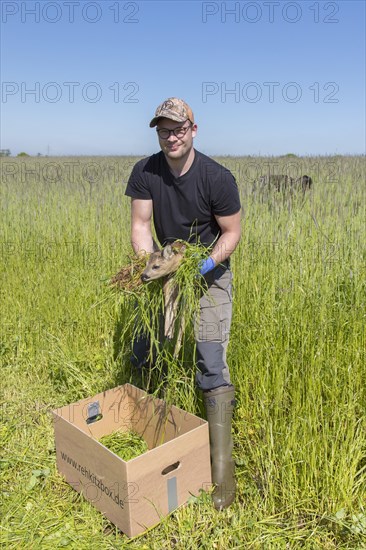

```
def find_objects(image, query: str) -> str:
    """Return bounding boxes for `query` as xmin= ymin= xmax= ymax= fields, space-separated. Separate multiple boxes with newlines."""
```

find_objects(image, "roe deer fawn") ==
xmin=141 ymin=242 xmax=186 ymax=356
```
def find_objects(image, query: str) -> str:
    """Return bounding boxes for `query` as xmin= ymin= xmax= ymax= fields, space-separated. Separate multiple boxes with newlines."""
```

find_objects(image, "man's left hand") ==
xmin=199 ymin=257 xmax=216 ymax=276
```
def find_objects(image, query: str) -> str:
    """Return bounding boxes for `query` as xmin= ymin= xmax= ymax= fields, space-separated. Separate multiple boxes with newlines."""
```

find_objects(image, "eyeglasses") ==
xmin=156 ymin=123 xmax=192 ymax=140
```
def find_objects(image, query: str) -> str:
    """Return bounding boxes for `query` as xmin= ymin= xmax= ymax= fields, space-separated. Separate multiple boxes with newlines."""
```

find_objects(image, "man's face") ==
xmin=156 ymin=117 xmax=197 ymax=160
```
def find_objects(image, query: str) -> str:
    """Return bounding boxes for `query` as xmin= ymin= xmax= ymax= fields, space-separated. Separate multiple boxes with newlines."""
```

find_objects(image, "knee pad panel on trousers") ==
xmin=195 ymin=341 xmax=230 ymax=391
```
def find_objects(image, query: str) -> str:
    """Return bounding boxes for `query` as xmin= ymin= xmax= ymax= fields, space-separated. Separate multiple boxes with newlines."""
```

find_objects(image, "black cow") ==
xmin=296 ymin=175 xmax=313 ymax=191
xmin=255 ymin=174 xmax=313 ymax=193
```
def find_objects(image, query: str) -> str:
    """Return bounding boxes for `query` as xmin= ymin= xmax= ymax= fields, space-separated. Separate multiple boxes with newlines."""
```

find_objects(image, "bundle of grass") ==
xmin=110 ymin=241 xmax=211 ymax=407
xmin=99 ymin=429 xmax=148 ymax=461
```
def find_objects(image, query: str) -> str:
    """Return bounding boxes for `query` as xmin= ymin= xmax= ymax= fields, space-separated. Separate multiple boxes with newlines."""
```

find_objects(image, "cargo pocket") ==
xmin=195 ymin=272 xmax=233 ymax=344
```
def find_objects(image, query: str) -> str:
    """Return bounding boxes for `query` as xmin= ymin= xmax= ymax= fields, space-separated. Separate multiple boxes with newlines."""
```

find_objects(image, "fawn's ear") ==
xmin=171 ymin=241 xmax=187 ymax=254
xmin=162 ymin=244 xmax=173 ymax=260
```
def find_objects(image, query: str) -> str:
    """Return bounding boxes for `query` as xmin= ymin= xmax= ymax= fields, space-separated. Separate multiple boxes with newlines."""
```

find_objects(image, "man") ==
xmin=125 ymin=98 xmax=241 ymax=510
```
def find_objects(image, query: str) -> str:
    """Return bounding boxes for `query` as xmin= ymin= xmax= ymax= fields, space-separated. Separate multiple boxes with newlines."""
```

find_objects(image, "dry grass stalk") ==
xmin=109 ymin=255 xmax=147 ymax=291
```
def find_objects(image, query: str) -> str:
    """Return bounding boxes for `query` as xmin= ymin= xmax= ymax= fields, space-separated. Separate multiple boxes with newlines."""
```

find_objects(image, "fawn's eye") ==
xmin=152 ymin=265 xmax=160 ymax=270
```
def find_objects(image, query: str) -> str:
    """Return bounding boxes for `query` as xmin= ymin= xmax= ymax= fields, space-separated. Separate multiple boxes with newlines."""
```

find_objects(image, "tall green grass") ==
xmin=1 ymin=155 xmax=365 ymax=548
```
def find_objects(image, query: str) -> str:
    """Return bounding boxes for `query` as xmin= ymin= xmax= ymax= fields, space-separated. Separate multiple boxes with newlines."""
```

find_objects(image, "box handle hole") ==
xmin=161 ymin=461 xmax=180 ymax=475
xmin=86 ymin=402 xmax=102 ymax=424
xmin=86 ymin=413 xmax=103 ymax=424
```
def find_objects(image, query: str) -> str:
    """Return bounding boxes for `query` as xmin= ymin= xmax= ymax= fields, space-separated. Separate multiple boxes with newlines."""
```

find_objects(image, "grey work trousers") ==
xmin=195 ymin=264 xmax=233 ymax=391
xmin=131 ymin=264 xmax=233 ymax=392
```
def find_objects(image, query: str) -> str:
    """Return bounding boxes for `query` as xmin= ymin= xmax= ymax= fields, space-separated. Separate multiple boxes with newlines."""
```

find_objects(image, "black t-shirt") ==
xmin=125 ymin=149 xmax=241 ymax=247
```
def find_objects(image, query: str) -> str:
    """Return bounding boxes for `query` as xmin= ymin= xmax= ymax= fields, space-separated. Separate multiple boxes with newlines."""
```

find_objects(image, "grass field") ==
xmin=1 ymin=155 xmax=365 ymax=549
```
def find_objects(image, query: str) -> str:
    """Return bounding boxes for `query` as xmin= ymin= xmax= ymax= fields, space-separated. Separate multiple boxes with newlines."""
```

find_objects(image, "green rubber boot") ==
xmin=203 ymin=385 xmax=236 ymax=510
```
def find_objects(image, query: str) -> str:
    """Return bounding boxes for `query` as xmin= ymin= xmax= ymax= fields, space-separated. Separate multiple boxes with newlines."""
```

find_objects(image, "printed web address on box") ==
xmin=60 ymin=450 xmax=139 ymax=507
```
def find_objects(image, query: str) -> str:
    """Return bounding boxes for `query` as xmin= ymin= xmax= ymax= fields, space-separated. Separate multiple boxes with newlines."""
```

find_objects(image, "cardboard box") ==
xmin=53 ymin=384 xmax=211 ymax=537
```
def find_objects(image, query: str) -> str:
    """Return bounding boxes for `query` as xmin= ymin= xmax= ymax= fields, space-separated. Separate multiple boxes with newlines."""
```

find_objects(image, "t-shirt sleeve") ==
xmin=211 ymin=168 xmax=241 ymax=216
xmin=125 ymin=161 xmax=152 ymax=200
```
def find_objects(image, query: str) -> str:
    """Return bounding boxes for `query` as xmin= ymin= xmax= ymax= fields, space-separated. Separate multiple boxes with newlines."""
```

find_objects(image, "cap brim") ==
xmin=149 ymin=117 xmax=160 ymax=128
xmin=149 ymin=114 xmax=188 ymax=128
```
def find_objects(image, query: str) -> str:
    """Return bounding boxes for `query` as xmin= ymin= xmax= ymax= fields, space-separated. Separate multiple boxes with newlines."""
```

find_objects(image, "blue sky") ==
xmin=1 ymin=0 xmax=365 ymax=156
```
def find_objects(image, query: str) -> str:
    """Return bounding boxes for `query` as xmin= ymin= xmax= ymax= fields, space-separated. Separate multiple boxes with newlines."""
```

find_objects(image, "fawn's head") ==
xmin=141 ymin=243 xmax=185 ymax=282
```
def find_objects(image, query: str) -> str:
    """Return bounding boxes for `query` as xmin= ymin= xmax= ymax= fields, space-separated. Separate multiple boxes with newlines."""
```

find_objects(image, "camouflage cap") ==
xmin=149 ymin=98 xmax=194 ymax=128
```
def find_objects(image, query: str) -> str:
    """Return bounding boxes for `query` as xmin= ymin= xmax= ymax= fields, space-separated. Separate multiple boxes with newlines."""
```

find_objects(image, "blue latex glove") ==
xmin=199 ymin=257 xmax=216 ymax=276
